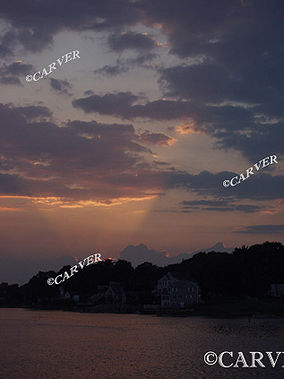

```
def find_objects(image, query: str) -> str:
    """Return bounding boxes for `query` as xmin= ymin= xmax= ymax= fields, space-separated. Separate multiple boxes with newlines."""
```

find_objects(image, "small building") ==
xmin=59 ymin=286 xmax=71 ymax=299
xmin=90 ymin=282 xmax=126 ymax=307
xmin=154 ymin=272 xmax=201 ymax=308
xmin=269 ymin=284 xmax=284 ymax=298
xmin=104 ymin=282 xmax=126 ymax=306
xmin=58 ymin=287 xmax=79 ymax=302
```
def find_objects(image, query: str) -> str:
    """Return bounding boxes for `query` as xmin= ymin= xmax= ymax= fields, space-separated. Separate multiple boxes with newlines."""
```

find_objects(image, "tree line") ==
xmin=1 ymin=241 xmax=284 ymax=307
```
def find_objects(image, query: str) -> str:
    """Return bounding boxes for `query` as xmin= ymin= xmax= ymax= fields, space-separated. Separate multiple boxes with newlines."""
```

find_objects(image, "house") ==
xmin=59 ymin=286 xmax=71 ymax=299
xmin=269 ymin=284 xmax=284 ymax=298
xmin=104 ymin=282 xmax=126 ymax=306
xmin=59 ymin=287 xmax=80 ymax=302
xmin=90 ymin=282 xmax=126 ymax=307
xmin=154 ymin=272 xmax=201 ymax=308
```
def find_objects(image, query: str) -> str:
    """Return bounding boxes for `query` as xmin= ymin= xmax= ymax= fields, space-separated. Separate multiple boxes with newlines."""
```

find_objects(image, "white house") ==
xmin=154 ymin=272 xmax=201 ymax=308
xmin=59 ymin=287 xmax=80 ymax=302
xmin=90 ymin=282 xmax=126 ymax=307
xmin=269 ymin=283 xmax=284 ymax=298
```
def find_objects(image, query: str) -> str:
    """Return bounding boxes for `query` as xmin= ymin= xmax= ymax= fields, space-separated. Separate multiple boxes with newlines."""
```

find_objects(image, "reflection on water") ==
xmin=0 ymin=308 xmax=284 ymax=379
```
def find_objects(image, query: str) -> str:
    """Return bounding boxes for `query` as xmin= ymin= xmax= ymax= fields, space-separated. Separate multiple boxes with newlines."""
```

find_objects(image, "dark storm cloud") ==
xmin=0 ymin=76 xmax=21 ymax=85
xmin=0 ymin=104 xmax=282 ymax=205
xmin=214 ymin=124 xmax=284 ymax=161
xmin=0 ymin=103 xmax=149 ymax=172
xmin=180 ymin=200 xmax=263 ymax=213
xmin=94 ymin=64 xmax=129 ymax=77
xmin=49 ymin=78 xmax=72 ymax=96
xmin=108 ymin=32 xmax=157 ymax=52
xmin=15 ymin=105 xmax=52 ymax=119
xmin=94 ymin=53 xmax=157 ymax=77
xmin=0 ymin=0 xmax=143 ymax=54
xmin=72 ymin=91 xmax=254 ymax=125
xmin=0 ymin=44 xmax=12 ymax=57
xmin=0 ymin=173 xmax=26 ymax=194
xmin=95 ymin=1 xmax=284 ymax=160
xmin=234 ymin=204 xmax=264 ymax=213
xmin=0 ymin=172 xmax=73 ymax=198
xmin=159 ymin=60 xmax=284 ymax=109
xmin=72 ymin=92 xmax=195 ymax=119
xmin=0 ymin=1 xmax=281 ymax=159
xmin=152 ymin=0 xmax=284 ymax=159
xmin=158 ymin=59 xmax=284 ymax=159
xmin=129 ymin=52 xmax=157 ymax=65
xmin=181 ymin=200 xmax=229 ymax=207
xmin=103 ymin=167 xmax=284 ymax=204
xmin=0 ymin=62 xmax=34 ymax=76
xmin=167 ymin=170 xmax=284 ymax=201
xmin=235 ymin=225 xmax=284 ymax=234
xmin=4 ymin=0 xmax=274 ymax=59
xmin=0 ymin=31 xmax=16 ymax=57
xmin=0 ymin=62 xmax=34 ymax=86
xmin=138 ymin=131 xmax=175 ymax=146
xmin=159 ymin=63 xmax=234 ymax=103
xmin=73 ymin=89 xmax=284 ymax=160
xmin=0 ymin=103 xmax=166 ymax=203
xmin=142 ymin=1 xmax=284 ymax=67
xmin=0 ymin=0 xmax=283 ymax=202
xmin=72 ymin=92 xmax=140 ymax=117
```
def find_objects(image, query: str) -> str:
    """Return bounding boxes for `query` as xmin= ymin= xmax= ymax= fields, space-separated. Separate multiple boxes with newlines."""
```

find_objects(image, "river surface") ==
xmin=0 ymin=308 xmax=284 ymax=378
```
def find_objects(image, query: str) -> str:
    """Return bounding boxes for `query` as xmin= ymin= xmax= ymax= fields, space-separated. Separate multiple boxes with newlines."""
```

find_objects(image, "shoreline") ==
xmin=2 ymin=301 xmax=284 ymax=319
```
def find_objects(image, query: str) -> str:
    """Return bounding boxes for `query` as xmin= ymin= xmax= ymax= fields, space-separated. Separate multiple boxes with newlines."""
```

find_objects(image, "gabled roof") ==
xmin=159 ymin=272 xmax=199 ymax=287
xmin=166 ymin=271 xmax=198 ymax=282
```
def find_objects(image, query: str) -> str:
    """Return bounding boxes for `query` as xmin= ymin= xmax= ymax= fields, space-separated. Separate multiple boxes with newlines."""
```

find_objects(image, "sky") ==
xmin=0 ymin=0 xmax=283 ymax=283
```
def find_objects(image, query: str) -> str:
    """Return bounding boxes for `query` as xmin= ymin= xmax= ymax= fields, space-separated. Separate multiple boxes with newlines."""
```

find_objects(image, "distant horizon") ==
xmin=1 ymin=240 xmax=282 ymax=286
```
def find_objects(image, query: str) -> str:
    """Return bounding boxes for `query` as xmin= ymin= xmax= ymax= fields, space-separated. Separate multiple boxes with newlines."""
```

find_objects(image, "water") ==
xmin=0 ymin=308 xmax=284 ymax=378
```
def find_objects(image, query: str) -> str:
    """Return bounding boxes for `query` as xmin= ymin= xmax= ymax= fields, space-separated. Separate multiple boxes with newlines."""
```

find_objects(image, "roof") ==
xmin=161 ymin=272 xmax=199 ymax=286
